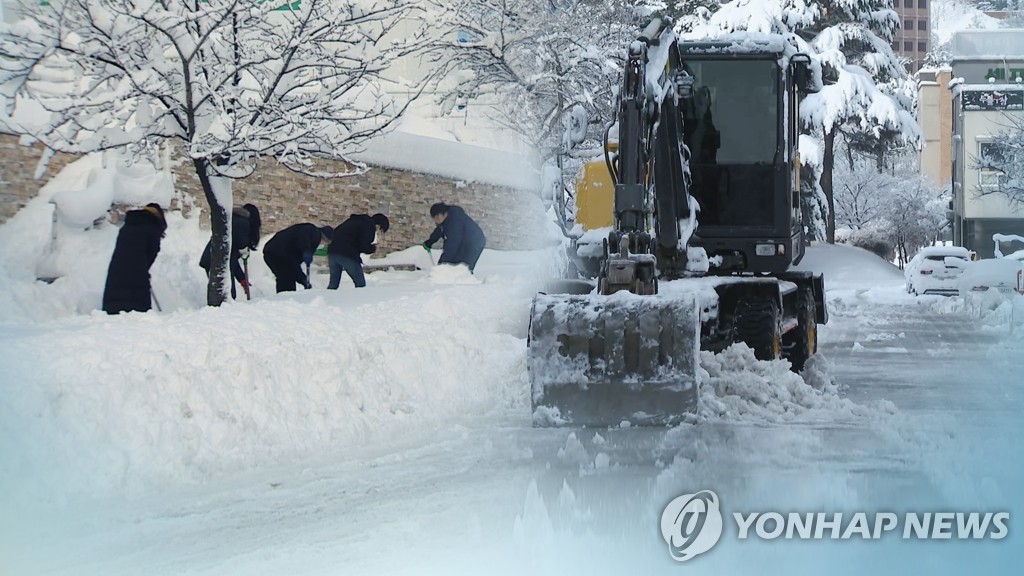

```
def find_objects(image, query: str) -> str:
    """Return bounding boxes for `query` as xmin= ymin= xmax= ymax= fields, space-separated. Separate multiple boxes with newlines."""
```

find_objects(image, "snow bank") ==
xmin=0 ymin=282 xmax=536 ymax=503
xmin=795 ymin=242 xmax=903 ymax=291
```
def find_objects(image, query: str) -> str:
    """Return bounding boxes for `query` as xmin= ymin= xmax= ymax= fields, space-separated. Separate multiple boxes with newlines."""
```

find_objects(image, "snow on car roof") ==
xmin=959 ymin=258 xmax=1024 ymax=288
xmin=918 ymin=246 xmax=971 ymax=257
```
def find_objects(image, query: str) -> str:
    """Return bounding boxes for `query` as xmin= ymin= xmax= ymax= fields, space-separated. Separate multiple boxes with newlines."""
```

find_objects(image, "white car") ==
xmin=905 ymin=246 xmax=972 ymax=296
xmin=957 ymin=258 xmax=1024 ymax=296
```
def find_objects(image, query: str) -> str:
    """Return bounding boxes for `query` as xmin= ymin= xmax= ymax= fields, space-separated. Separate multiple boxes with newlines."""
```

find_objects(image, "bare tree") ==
xmin=972 ymin=112 xmax=1024 ymax=206
xmin=1 ymin=0 xmax=434 ymax=305
xmin=426 ymin=0 xmax=643 ymax=161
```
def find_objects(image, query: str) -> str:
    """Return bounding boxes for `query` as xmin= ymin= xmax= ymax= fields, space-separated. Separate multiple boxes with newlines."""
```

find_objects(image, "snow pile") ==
xmin=427 ymin=262 xmax=483 ymax=285
xmin=49 ymin=150 xmax=174 ymax=228
xmin=0 ymin=282 xmax=534 ymax=503
xmin=366 ymin=244 xmax=436 ymax=270
xmin=698 ymin=345 xmax=885 ymax=422
xmin=926 ymin=288 xmax=1024 ymax=332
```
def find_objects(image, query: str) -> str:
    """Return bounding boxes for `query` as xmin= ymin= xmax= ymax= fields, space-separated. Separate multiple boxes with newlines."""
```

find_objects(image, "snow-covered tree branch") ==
xmin=425 ymin=0 xmax=644 ymax=160
xmin=0 ymin=0 xmax=435 ymax=305
xmin=971 ymin=113 xmax=1024 ymax=205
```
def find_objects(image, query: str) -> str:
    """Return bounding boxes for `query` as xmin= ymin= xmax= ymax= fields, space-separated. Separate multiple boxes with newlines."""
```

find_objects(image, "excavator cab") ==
xmin=678 ymin=45 xmax=815 ymax=273
xmin=530 ymin=21 xmax=825 ymax=428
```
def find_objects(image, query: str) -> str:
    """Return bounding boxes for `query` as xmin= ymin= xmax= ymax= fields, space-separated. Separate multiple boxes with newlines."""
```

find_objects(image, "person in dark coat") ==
xmin=263 ymin=223 xmax=333 ymax=293
xmin=422 ymin=203 xmax=486 ymax=272
xmin=102 ymin=203 xmax=167 ymax=315
xmin=199 ymin=203 xmax=261 ymax=298
xmin=327 ymin=213 xmax=390 ymax=289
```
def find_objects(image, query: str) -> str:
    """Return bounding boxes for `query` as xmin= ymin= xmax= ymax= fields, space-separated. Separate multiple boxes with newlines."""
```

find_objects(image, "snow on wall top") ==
xmin=950 ymin=29 xmax=1024 ymax=61
xmin=350 ymin=129 xmax=540 ymax=191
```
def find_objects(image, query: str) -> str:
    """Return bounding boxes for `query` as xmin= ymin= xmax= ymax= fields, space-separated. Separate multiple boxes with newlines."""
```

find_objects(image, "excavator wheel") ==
xmin=783 ymin=289 xmax=817 ymax=372
xmin=735 ymin=297 xmax=782 ymax=361
xmin=528 ymin=292 xmax=701 ymax=427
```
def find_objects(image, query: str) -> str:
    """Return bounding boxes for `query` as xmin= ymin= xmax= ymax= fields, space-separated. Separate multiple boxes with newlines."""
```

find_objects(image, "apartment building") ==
xmin=893 ymin=0 xmax=932 ymax=73
xmin=917 ymin=66 xmax=954 ymax=189
xmin=949 ymin=30 xmax=1024 ymax=258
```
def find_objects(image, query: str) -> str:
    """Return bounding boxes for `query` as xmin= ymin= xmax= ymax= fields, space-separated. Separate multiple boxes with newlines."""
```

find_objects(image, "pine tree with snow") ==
xmin=689 ymin=0 xmax=921 ymax=243
xmin=0 ymin=0 xmax=433 ymax=306
xmin=797 ymin=0 xmax=921 ymax=243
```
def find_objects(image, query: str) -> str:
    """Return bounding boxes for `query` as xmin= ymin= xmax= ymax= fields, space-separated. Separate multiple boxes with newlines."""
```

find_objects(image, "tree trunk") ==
xmin=193 ymin=158 xmax=232 ymax=307
xmin=822 ymin=127 xmax=837 ymax=244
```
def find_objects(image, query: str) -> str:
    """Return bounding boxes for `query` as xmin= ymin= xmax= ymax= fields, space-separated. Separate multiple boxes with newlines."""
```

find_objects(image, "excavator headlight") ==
xmin=755 ymin=243 xmax=775 ymax=257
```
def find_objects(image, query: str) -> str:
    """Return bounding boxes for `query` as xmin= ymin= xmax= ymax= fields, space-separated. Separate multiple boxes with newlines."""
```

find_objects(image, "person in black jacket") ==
xmin=199 ymin=203 xmax=261 ymax=299
xmin=422 ymin=203 xmax=486 ymax=272
xmin=263 ymin=223 xmax=333 ymax=292
xmin=102 ymin=203 xmax=167 ymax=314
xmin=327 ymin=213 xmax=390 ymax=289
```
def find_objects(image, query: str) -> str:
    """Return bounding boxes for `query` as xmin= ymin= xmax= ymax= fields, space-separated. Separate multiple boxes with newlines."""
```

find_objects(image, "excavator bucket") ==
xmin=528 ymin=293 xmax=701 ymax=427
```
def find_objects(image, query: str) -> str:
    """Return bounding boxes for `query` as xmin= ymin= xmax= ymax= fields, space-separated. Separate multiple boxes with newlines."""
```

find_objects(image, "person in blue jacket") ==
xmin=422 ymin=203 xmax=486 ymax=272
xmin=263 ymin=223 xmax=333 ymax=292
xmin=327 ymin=213 xmax=390 ymax=289
xmin=102 ymin=203 xmax=167 ymax=314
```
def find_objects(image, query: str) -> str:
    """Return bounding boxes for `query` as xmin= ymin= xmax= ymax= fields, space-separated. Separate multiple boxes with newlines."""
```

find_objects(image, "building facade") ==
xmin=893 ymin=0 xmax=931 ymax=73
xmin=949 ymin=30 xmax=1024 ymax=258
xmin=917 ymin=66 xmax=953 ymax=190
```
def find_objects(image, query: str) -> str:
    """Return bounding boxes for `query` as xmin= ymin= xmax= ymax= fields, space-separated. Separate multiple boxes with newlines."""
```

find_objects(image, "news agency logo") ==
xmin=661 ymin=490 xmax=1011 ymax=562
xmin=659 ymin=490 xmax=724 ymax=562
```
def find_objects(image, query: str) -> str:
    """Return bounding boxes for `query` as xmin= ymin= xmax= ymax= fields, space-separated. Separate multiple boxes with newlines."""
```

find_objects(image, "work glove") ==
xmin=421 ymin=243 xmax=431 ymax=253
xmin=303 ymin=280 xmax=313 ymax=290
xmin=239 ymin=278 xmax=251 ymax=289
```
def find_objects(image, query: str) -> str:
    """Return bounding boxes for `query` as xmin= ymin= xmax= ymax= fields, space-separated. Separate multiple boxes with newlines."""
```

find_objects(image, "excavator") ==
xmin=529 ymin=19 xmax=828 ymax=427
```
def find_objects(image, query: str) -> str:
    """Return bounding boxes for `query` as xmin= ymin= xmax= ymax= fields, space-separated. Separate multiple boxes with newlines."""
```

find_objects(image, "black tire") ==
xmin=735 ymin=298 xmax=782 ymax=361
xmin=784 ymin=290 xmax=817 ymax=372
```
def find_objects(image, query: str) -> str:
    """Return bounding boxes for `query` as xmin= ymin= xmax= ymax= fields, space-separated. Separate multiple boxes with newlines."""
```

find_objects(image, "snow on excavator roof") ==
xmin=678 ymin=31 xmax=794 ymax=58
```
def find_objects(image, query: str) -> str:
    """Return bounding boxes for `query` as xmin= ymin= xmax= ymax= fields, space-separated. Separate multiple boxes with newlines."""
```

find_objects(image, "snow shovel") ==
xmin=151 ymin=288 xmax=163 ymax=312
xmin=242 ymin=254 xmax=252 ymax=300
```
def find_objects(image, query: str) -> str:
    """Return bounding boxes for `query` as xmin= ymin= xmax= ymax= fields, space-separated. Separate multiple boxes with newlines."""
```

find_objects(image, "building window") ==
xmin=892 ymin=41 xmax=899 ymax=51
xmin=904 ymin=41 xmax=913 ymax=51
xmin=904 ymin=19 xmax=913 ymax=30
xmin=904 ymin=0 xmax=912 ymax=7
xmin=918 ymin=0 xmax=927 ymax=7
xmin=979 ymin=142 xmax=1009 ymax=165
xmin=918 ymin=42 xmax=927 ymax=53
xmin=979 ymin=171 xmax=1007 ymax=190
xmin=918 ymin=19 xmax=928 ymax=31
xmin=978 ymin=141 xmax=1009 ymax=190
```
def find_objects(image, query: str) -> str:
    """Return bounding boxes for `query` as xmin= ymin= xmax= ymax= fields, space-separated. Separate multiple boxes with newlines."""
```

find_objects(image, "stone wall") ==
xmin=0 ymin=135 xmax=77 ymax=222
xmin=2 ymin=133 xmax=548 ymax=255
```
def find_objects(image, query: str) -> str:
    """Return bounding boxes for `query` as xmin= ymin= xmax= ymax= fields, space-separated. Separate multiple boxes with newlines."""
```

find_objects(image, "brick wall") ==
xmin=2 ymin=133 xmax=549 ymax=254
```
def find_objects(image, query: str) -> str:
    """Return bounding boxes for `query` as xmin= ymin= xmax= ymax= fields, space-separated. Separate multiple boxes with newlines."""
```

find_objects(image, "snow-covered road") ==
xmin=3 ymin=248 xmax=1022 ymax=575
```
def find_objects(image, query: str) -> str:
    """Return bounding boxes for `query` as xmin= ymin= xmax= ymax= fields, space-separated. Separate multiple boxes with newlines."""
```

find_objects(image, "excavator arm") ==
xmin=529 ymin=18 xmax=702 ymax=427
